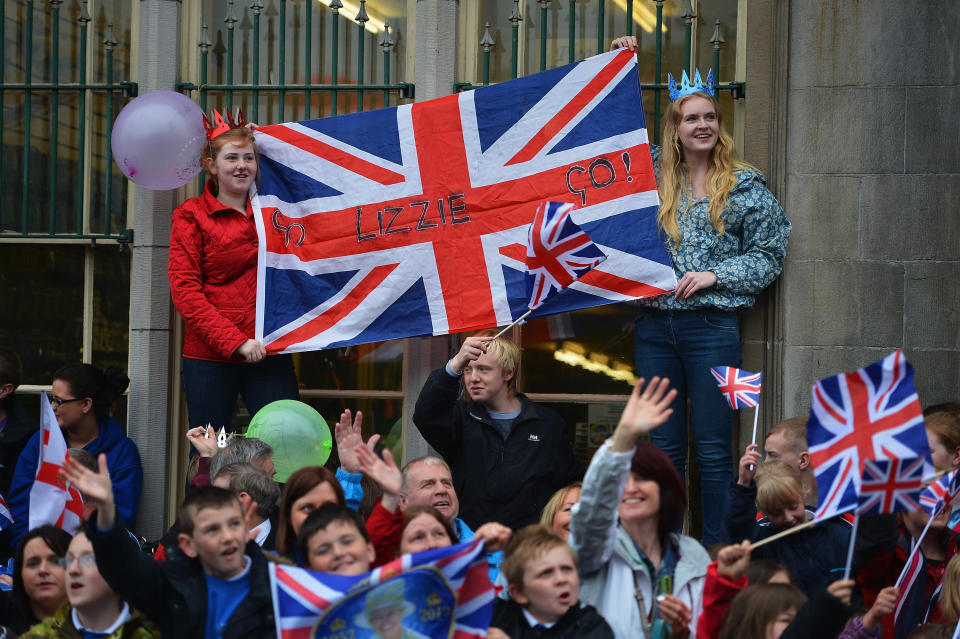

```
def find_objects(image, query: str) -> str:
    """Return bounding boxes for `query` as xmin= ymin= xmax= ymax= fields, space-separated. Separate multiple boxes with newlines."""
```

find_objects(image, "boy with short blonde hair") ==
xmin=488 ymin=525 xmax=612 ymax=639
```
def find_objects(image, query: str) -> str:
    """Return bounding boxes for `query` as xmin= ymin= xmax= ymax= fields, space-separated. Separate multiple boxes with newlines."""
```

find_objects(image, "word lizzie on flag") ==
xmin=251 ymin=48 xmax=676 ymax=353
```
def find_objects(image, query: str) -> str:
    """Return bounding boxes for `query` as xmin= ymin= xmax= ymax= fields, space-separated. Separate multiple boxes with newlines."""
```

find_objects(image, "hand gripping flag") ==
xmin=30 ymin=393 xmax=84 ymax=532
xmin=857 ymin=457 xmax=926 ymax=515
xmin=525 ymin=201 xmax=606 ymax=310
xmin=0 ymin=493 xmax=12 ymax=531
xmin=710 ymin=366 xmax=762 ymax=409
xmin=270 ymin=538 xmax=493 ymax=639
xmin=919 ymin=469 xmax=960 ymax=517
xmin=251 ymin=48 xmax=676 ymax=353
xmin=809 ymin=350 xmax=931 ymax=520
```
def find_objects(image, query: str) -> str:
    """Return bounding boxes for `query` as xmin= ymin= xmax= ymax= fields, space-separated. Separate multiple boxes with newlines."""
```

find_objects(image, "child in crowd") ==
xmin=488 ymin=525 xmax=613 ymax=639
xmin=297 ymin=503 xmax=375 ymax=576
xmin=924 ymin=404 xmax=960 ymax=472
xmin=20 ymin=527 xmax=160 ymax=638
xmin=62 ymin=455 xmax=275 ymax=638
xmin=722 ymin=458 xmax=850 ymax=595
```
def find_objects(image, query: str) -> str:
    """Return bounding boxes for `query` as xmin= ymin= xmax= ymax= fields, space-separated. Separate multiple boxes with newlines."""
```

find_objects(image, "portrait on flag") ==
xmin=251 ymin=48 xmax=676 ymax=353
xmin=271 ymin=539 xmax=494 ymax=639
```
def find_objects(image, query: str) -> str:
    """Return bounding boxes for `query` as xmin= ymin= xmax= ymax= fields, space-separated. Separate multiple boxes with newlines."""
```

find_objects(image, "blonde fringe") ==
xmin=656 ymin=95 xmax=752 ymax=248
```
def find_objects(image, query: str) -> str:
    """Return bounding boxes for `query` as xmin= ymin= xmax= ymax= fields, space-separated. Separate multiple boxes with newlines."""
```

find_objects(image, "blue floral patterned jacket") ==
xmin=641 ymin=145 xmax=791 ymax=311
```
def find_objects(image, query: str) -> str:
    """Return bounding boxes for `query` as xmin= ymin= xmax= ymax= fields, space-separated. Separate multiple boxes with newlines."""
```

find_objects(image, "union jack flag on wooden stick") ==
xmin=857 ymin=457 xmax=926 ymax=515
xmin=710 ymin=366 xmax=762 ymax=409
xmin=525 ymin=201 xmax=606 ymax=310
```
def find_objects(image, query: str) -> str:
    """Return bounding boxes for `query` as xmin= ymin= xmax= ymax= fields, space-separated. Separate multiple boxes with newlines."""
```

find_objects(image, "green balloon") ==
xmin=247 ymin=400 xmax=332 ymax=482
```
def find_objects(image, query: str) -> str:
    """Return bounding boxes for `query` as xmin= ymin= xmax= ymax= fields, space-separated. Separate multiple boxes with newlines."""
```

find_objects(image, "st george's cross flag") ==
xmin=857 ymin=457 xmax=926 ymax=515
xmin=525 ymin=201 xmax=606 ymax=310
xmin=809 ymin=350 xmax=932 ymax=520
xmin=710 ymin=366 xmax=762 ymax=409
xmin=250 ymin=48 xmax=676 ymax=353
xmin=29 ymin=393 xmax=84 ymax=532
xmin=270 ymin=538 xmax=493 ymax=639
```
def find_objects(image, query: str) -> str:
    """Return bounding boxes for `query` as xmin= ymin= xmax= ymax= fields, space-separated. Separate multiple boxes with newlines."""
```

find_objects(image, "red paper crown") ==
xmin=202 ymin=107 xmax=246 ymax=140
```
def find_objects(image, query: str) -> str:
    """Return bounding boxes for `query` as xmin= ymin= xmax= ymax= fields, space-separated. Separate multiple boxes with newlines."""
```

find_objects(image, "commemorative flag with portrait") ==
xmin=251 ymin=49 xmax=676 ymax=353
xmin=271 ymin=538 xmax=493 ymax=638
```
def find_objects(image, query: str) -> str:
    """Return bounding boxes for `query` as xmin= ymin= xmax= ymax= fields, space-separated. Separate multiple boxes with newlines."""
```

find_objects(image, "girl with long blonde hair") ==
xmin=610 ymin=36 xmax=791 ymax=546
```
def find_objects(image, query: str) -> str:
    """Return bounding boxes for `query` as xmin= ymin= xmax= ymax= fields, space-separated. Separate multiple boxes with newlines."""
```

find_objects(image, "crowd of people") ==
xmin=0 ymin=37 xmax=956 ymax=639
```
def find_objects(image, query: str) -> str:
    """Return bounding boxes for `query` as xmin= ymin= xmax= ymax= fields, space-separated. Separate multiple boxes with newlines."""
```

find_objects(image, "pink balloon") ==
xmin=111 ymin=90 xmax=206 ymax=190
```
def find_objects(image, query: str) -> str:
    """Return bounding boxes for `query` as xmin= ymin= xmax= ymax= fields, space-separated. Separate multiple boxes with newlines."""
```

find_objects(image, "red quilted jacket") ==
xmin=169 ymin=180 xmax=257 ymax=362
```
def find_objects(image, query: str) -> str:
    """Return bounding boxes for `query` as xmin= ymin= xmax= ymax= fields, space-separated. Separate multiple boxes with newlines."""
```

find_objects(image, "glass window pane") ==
xmin=298 ymin=396 xmax=404 ymax=467
xmin=295 ymin=341 xmax=403 ymax=392
xmin=0 ymin=245 xmax=84 ymax=384
xmin=519 ymin=304 xmax=637 ymax=395
xmin=92 ymin=246 xmax=131 ymax=370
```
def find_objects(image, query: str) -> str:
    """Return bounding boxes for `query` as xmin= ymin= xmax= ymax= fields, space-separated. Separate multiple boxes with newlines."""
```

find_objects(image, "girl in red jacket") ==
xmin=168 ymin=111 xmax=299 ymax=433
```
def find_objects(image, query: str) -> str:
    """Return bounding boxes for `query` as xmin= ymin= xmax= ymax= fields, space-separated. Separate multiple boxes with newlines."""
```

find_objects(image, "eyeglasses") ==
xmin=49 ymin=397 xmax=83 ymax=408
xmin=57 ymin=554 xmax=96 ymax=569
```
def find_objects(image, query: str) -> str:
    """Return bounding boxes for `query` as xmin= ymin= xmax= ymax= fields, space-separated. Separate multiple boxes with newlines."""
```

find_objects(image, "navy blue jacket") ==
xmin=721 ymin=480 xmax=851 ymax=595
xmin=8 ymin=415 xmax=142 ymax=549
xmin=413 ymin=368 xmax=581 ymax=530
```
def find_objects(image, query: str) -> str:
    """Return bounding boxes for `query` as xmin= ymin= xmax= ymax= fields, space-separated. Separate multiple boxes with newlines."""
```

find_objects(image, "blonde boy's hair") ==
xmin=765 ymin=417 xmax=809 ymax=453
xmin=501 ymin=525 xmax=576 ymax=589
xmin=470 ymin=330 xmax=521 ymax=396
xmin=755 ymin=461 xmax=807 ymax=514
xmin=941 ymin=555 xmax=960 ymax=623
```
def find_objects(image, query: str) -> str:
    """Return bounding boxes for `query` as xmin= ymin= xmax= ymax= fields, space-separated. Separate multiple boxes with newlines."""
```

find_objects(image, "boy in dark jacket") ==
xmin=412 ymin=333 xmax=581 ymax=530
xmin=489 ymin=525 xmax=613 ymax=639
xmin=63 ymin=455 xmax=275 ymax=639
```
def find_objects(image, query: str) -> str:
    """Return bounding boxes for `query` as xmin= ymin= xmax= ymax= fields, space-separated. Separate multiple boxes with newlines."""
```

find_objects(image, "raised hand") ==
xmin=473 ymin=522 xmax=512 ymax=552
xmin=448 ymin=336 xmax=492 ymax=375
xmin=334 ymin=409 xmax=381 ymax=474
xmin=62 ymin=453 xmax=115 ymax=531
xmin=356 ymin=444 xmax=402 ymax=513
xmin=187 ymin=425 xmax=219 ymax=458
xmin=610 ymin=35 xmax=638 ymax=51
xmin=611 ymin=377 xmax=678 ymax=452
xmin=717 ymin=540 xmax=753 ymax=580
xmin=738 ymin=443 xmax=762 ymax=486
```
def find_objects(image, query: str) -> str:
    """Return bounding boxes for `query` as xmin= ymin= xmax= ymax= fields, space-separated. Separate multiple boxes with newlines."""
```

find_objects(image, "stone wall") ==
xmin=778 ymin=1 xmax=959 ymax=417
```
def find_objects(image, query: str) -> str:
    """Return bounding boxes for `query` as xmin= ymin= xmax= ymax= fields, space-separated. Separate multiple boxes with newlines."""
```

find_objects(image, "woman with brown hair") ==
xmin=275 ymin=465 xmax=346 ymax=563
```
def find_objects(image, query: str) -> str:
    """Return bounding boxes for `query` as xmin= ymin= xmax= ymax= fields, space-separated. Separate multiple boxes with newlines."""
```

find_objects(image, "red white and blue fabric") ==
xmin=919 ymin=469 xmax=960 ymax=517
xmin=857 ymin=457 xmax=925 ymax=515
xmin=808 ymin=350 xmax=931 ymax=520
xmin=250 ymin=49 xmax=675 ymax=353
xmin=270 ymin=538 xmax=493 ymax=639
xmin=525 ymin=201 xmax=606 ymax=310
xmin=0 ymin=493 xmax=12 ymax=531
xmin=710 ymin=366 xmax=762 ymax=409
xmin=30 ymin=394 xmax=84 ymax=532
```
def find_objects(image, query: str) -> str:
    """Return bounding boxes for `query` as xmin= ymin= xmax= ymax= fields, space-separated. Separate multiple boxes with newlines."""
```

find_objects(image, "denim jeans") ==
xmin=181 ymin=354 xmax=300 ymax=431
xmin=633 ymin=308 xmax=741 ymax=546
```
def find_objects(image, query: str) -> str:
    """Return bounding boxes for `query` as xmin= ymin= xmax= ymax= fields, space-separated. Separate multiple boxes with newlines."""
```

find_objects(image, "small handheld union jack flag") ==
xmin=919 ymin=469 xmax=960 ymax=517
xmin=525 ymin=201 xmax=606 ymax=311
xmin=858 ymin=457 xmax=926 ymax=515
xmin=0 ymin=493 xmax=13 ymax=531
xmin=710 ymin=366 xmax=762 ymax=409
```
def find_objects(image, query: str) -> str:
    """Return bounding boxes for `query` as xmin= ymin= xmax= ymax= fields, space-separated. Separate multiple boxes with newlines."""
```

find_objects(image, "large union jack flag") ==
xmin=919 ymin=469 xmax=960 ymax=517
xmin=270 ymin=539 xmax=492 ymax=639
xmin=526 ymin=201 xmax=606 ymax=310
xmin=251 ymin=49 xmax=675 ymax=352
xmin=710 ymin=366 xmax=762 ymax=409
xmin=809 ymin=350 xmax=932 ymax=520
xmin=857 ymin=457 xmax=925 ymax=515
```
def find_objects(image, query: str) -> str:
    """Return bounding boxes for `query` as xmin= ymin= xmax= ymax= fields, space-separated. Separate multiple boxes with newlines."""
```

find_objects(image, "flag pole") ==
xmin=895 ymin=507 xmax=938 ymax=588
xmin=952 ymin=616 xmax=960 ymax=639
xmin=749 ymin=401 xmax=760 ymax=472
xmin=750 ymin=518 xmax=819 ymax=549
xmin=842 ymin=512 xmax=859 ymax=580
xmin=492 ymin=309 xmax=533 ymax=340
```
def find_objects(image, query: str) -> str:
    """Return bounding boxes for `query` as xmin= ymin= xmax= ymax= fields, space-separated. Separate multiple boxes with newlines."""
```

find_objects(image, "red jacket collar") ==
xmin=200 ymin=179 xmax=253 ymax=217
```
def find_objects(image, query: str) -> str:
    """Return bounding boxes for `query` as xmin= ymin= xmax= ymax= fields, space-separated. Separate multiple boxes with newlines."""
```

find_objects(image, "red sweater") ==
xmin=696 ymin=561 xmax=748 ymax=639
xmin=366 ymin=500 xmax=404 ymax=568
xmin=169 ymin=180 xmax=258 ymax=362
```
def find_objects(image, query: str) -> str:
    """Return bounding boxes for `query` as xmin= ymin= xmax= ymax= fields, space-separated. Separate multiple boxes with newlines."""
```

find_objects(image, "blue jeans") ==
xmin=633 ymin=308 xmax=741 ymax=546
xmin=181 ymin=354 xmax=300 ymax=432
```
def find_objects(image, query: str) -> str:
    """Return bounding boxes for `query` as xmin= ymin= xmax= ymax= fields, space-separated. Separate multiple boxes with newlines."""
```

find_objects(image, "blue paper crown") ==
xmin=667 ymin=69 xmax=715 ymax=101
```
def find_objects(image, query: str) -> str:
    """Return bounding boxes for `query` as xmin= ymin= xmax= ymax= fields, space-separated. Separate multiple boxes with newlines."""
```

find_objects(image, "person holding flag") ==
xmin=610 ymin=36 xmax=791 ymax=546
xmin=6 ymin=364 xmax=142 ymax=551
